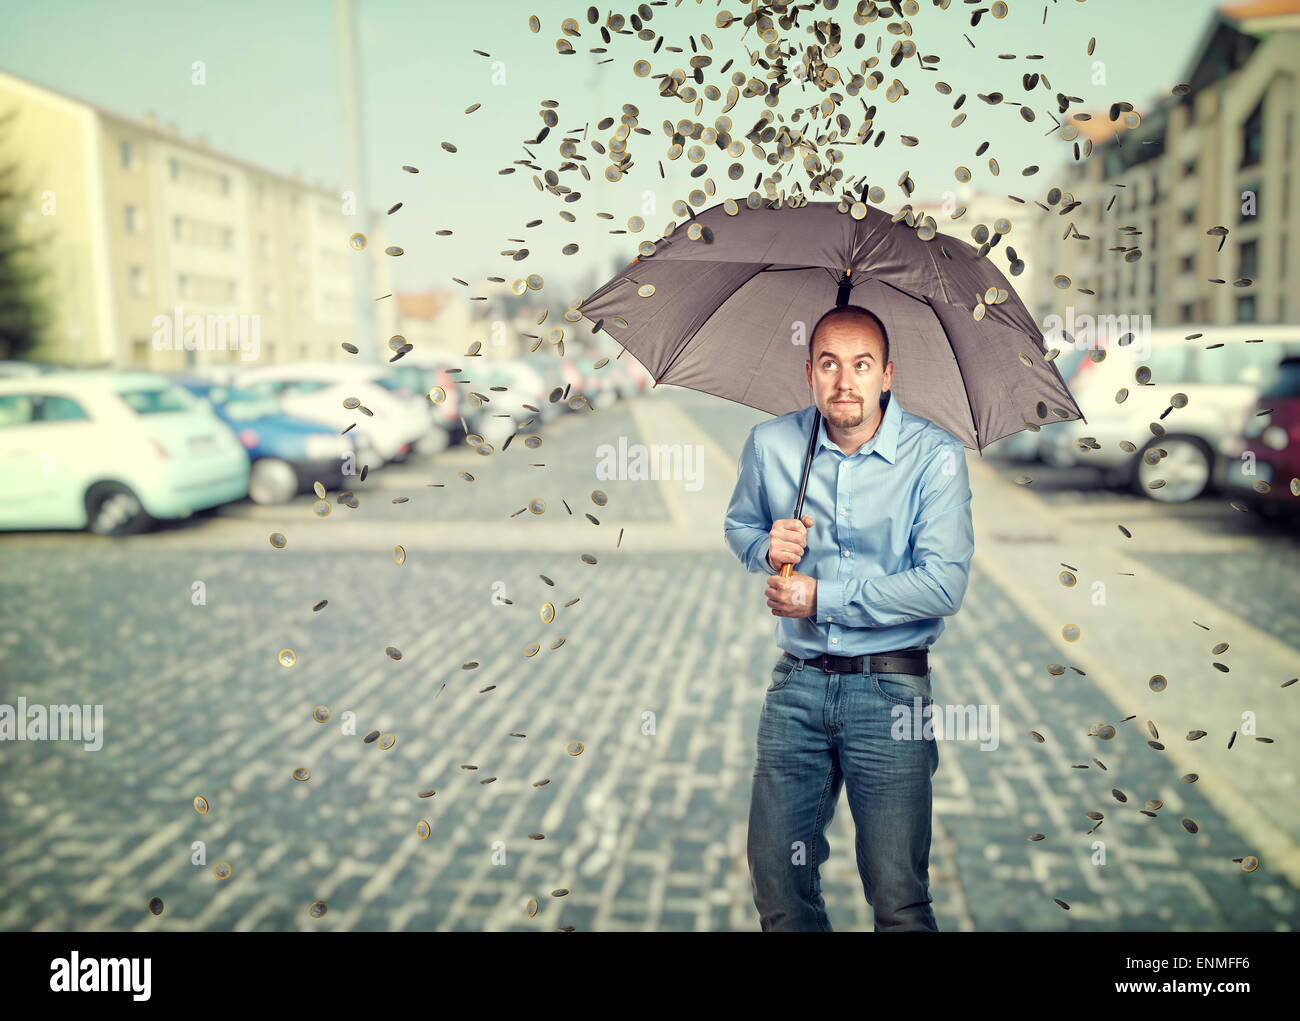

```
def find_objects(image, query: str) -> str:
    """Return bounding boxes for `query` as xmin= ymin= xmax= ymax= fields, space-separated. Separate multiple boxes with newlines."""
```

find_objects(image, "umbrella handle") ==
xmin=779 ymin=563 xmax=793 ymax=578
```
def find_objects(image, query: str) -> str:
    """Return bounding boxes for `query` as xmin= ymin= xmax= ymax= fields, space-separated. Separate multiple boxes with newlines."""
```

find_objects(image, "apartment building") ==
xmin=0 ymin=70 xmax=393 ymax=369
xmin=1032 ymin=0 xmax=1300 ymax=330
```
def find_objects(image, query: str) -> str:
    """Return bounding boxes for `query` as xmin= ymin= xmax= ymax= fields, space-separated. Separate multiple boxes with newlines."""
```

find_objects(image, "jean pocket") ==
xmin=768 ymin=655 xmax=800 ymax=692
xmin=872 ymin=668 xmax=933 ymax=706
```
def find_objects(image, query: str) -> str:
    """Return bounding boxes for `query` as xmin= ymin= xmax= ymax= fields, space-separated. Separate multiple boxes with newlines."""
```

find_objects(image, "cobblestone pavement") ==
xmin=0 ymin=391 xmax=1295 ymax=931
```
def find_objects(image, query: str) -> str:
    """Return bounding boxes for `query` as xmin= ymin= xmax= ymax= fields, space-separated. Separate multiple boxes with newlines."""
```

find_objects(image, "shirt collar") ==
xmin=812 ymin=389 xmax=900 ymax=464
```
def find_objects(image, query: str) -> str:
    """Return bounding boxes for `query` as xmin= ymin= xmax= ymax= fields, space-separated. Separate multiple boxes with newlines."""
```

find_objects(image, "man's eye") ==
xmin=857 ymin=361 xmax=868 ymax=371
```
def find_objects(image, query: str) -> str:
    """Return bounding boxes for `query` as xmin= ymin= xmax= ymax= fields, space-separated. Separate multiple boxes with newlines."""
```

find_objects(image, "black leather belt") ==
xmin=795 ymin=647 xmax=928 ymax=676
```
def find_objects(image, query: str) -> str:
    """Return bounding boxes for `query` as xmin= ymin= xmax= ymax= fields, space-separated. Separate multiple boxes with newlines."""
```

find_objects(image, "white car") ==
xmin=1038 ymin=325 xmax=1300 ymax=501
xmin=0 ymin=372 xmax=250 ymax=534
xmin=231 ymin=362 xmax=434 ymax=464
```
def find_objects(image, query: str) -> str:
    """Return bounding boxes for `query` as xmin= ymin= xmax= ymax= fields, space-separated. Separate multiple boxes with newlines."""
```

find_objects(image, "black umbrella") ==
xmin=578 ymin=199 xmax=1084 ymax=575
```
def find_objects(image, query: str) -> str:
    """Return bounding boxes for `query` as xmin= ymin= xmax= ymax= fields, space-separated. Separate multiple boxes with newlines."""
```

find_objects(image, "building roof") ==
xmin=395 ymin=292 xmax=454 ymax=321
xmin=0 ymin=70 xmax=344 ymax=200
xmin=1219 ymin=0 xmax=1300 ymax=24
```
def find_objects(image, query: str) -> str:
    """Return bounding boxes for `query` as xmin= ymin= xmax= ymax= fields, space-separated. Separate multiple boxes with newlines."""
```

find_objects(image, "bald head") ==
xmin=810 ymin=305 xmax=890 ymax=368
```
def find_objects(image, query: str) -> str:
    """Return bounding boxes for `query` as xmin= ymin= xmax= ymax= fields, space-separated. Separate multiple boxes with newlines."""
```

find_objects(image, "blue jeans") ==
xmin=747 ymin=651 xmax=940 ymax=931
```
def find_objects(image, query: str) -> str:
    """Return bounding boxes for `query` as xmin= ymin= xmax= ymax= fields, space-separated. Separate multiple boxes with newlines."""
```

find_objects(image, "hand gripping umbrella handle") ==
xmin=779 ymin=407 xmax=823 ymax=578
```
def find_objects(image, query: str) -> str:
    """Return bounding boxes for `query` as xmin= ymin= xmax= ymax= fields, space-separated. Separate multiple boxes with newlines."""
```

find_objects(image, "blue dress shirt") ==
xmin=724 ymin=390 xmax=974 ymax=658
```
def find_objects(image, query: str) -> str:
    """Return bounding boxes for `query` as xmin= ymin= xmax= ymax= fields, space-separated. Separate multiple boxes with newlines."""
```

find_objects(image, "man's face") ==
xmin=805 ymin=317 xmax=893 ymax=429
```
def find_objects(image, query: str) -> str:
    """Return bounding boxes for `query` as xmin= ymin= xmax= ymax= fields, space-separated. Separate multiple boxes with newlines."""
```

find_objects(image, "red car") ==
xmin=1218 ymin=354 xmax=1300 ymax=520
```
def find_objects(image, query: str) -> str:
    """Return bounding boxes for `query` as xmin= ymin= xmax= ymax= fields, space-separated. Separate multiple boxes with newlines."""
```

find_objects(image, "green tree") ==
xmin=0 ymin=107 xmax=53 ymax=361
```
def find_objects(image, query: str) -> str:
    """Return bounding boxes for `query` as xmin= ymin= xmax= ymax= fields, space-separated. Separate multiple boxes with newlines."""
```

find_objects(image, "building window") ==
xmin=131 ymin=338 xmax=150 ymax=364
xmin=169 ymin=157 xmax=180 ymax=181
xmin=1238 ymin=239 xmax=1258 ymax=279
xmin=1236 ymin=295 xmax=1257 ymax=322
xmin=124 ymin=205 xmax=138 ymax=233
xmin=178 ymin=273 xmax=189 ymax=298
xmin=128 ymin=266 xmax=146 ymax=296
xmin=1241 ymin=99 xmax=1264 ymax=167
xmin=220 ymin=174 xmax=231 ymax=195
xmin=1183 ymin=158 xmax=1197 ymax=178
xmin=1179 ymin=302 xmax=1196 ymax=323
xmin=173 ymin=215 xmax=184 ymax=241
xmin=1180 ymin=254 xmax=1194 ymax=273
xmin=119 ymin=140 xmax=133 ymax=170
xmin=1181 ymin=206 xmax=1196 ymax=225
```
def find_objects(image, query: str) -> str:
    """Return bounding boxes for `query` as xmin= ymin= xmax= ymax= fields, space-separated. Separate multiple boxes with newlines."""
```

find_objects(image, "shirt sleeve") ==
xmin=724 ymin=425 xmax=780 ymax=576
xmin=815 ymin=443 xmax=973 ymax=627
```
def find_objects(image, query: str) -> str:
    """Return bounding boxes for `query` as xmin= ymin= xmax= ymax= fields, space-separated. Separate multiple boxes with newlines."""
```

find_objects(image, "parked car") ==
xmin=384 ymin=357 xmax=463 ymax=444
xmin=0 ymin=372 xmax=249 ymax=534
xmin=230 ymin=362 xmax=431 ymax=465
xmin=1037 ymin=325 xmax=1300 ymax=501
xmin=174 ymin=377 xmax=364 ymax=503
xmin=1217 ymin=354 xmax=1300 ymax=520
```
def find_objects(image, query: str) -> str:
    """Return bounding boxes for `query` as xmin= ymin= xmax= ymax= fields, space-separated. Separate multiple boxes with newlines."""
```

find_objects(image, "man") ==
xmin=723 ymin=304 xmax=975 ymax=932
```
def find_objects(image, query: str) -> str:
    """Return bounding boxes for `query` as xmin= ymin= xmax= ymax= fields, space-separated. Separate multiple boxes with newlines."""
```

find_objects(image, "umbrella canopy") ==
xmin=578 ymin=199 xmax=1084 ymax=452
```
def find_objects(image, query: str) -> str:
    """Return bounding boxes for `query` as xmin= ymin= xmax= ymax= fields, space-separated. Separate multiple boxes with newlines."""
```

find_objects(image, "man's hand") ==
xmin=765 ymin=571 xmax=817 ymax=618
xmin=768 ymin=513 xmax=814 ymax=570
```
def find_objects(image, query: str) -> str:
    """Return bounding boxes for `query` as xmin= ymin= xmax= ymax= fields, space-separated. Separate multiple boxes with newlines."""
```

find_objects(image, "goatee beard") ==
xmin=828 ymin=401 xmax=864 ymax=427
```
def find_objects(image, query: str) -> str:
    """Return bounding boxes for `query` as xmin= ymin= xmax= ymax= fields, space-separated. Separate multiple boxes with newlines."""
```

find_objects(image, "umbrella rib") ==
xmin=925 ymin=296 xmax=983 ymax=454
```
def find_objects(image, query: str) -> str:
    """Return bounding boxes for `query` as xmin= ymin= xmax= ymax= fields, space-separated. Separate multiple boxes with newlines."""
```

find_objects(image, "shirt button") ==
xmin=842 ymin=550 xmax=850 ymax=557
xmin=839 ymin=509 xmax=846 ymax=515
xmin=826 ymin=616 xmax=833 ymax=623
xmin=831 ymin=638 xmax=838 ymax=644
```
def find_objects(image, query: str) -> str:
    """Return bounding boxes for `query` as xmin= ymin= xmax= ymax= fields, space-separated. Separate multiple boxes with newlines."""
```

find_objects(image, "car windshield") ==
xmin=1199 ymin=342 xmax=1300 ymax=387
xmin=117 ymin=385 xmax=195 ymax=414
xmin=1261 ymin=359 xmax=1300 ymax=399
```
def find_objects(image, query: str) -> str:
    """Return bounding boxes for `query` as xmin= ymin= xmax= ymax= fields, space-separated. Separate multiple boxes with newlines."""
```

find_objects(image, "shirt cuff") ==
xmin=760 ymin=537 xmax=779 ymax=575
xmin=814 ymin=576 xmax=848 ymax=626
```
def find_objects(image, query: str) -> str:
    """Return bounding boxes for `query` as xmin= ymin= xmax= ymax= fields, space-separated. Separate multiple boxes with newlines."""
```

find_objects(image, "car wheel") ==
xmin=85 ymin=482 xmax=151 ymax=536
xmin=1132 ymin=436 xmax=1212 ymax=502
xmin=248 ymin=457 xmax=299 ymax=505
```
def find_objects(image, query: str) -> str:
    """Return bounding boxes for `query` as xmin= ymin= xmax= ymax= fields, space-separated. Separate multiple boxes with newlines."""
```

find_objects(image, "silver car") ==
xmin=1038 ymin=325 xmax=1300 ymax=501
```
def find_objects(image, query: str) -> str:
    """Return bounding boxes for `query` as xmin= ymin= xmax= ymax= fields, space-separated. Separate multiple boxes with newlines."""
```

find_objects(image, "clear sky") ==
xmin=0 ymin=0 xmax=1230 ymax=300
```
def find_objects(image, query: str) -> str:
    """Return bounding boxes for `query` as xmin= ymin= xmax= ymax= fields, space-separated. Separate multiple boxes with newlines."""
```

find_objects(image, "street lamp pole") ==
xmin=335 ymin=0 xmax=376 ymax=363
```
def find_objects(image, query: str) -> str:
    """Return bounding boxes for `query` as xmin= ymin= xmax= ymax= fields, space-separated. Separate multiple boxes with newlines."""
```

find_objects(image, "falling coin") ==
xmin=581 ymin=554 xmax=598 ymax=565
xmin=591 ymin=490 xmax=607 ymax=506
xmin=349 ymin=233 xmax=366 ymax=250
xmin=270 ymin=532 xmax=287 ymax=549
xmin=1182 ymin=819 xmax=1199 ymax=834
xmin=530 ymin=498 xmax=546 ymax=515
xmin=279 ymin=649 xmax=296 ymax=668
xmin=551 ymin=889 xmax=570 ymax=897
xmin=524 ymin=435 xmax=543 ymax=449
xmin=313 ymin=705 xmax=330 ymax=723
xmin=416 ymin=820 xmax=430 ymax=839
xmin=385 ymin=646 xmax=402 ymax=660
xmin=149 ymin=897 xmax=164 ymax=915
xmin=1053 ymin=899 xmax=1069 ymax=910
xmin=393 ymin=545 xmax=406 ymax=565
xmin=309 ymin=901 xmax=327 ymax=918
xmin=566 ymin=740 xmax=584 ymax=756
xmin=428 ymin=386 xmax=446 ymax=404
xmin=637 ymin=284 xmax=656 ymax=298
xmin=193 ymin=796 xmax=208 ymax=814
xmin=213 ymin=862 xmax=231 ymax=880
xmin=1149 ymin=675 xmax=1167 ymax=692
xmin=525 ymin=642 xmax=540 ymax=658
xmin=1062 ymin=625 xmax=1080 ymax=642
xmin=525 ymin=898 xmax=539 ymax=917
xmin=1028 ymin=833 xmax=1046 ymax=841
xmin=1059 ymin=571 xmax=1076 ymax=587
xmin=363 ymin=730 xmax=380 ymax=744
xmin=1241 ymin=856 xmax=1259 ymax=872
xmin=1028 ymin=731 xmax=1045 ymax=743
xmin=541 ymin=603 xmax=555 ymax=624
